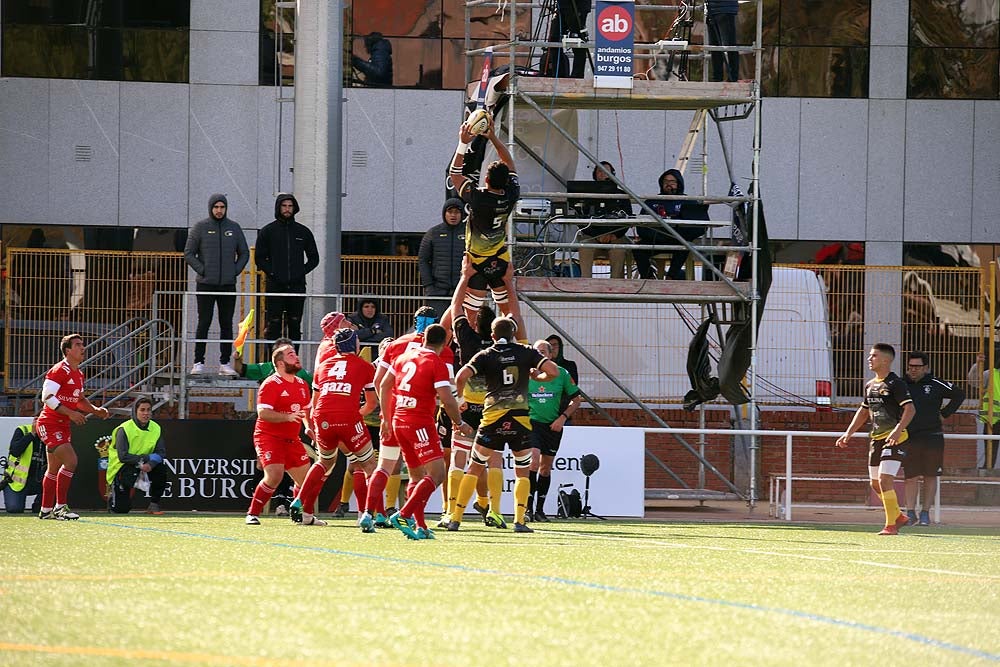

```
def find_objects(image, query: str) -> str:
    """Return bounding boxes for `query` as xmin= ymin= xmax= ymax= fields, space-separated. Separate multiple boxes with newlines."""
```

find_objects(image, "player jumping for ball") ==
xmin=449 ymin=114 xmax=523 ymax=325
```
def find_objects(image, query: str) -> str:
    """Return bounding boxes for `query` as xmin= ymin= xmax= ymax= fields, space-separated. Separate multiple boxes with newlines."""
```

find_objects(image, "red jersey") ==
xmin=255 ymin=373 xmax=311 ymax=440
xmin=38 ymin=360 xmax=85 ymax=427
xmin=312 ymin=353 xmax=375 ymax=419
xmin=389 ymin=347 xmax=451 ymax=425
xmin=314 ymin=338 xmax=337 ymax=367
xmin=379 ymin=332 xmax=455 ymax=376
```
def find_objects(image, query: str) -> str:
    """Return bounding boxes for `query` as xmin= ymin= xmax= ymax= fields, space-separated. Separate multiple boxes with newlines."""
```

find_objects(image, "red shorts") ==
xmin=314 ymin=418 xmax=372 ymax=455
xmin=36 ymin=420 xmax=71 ymax=450
xmin=380 ymin=419 xmax=397 ymax=448
xmin=392 ymin=420 xmax=444 ymax=469
xmin=253 ymin=434 xmax=311 ymax=470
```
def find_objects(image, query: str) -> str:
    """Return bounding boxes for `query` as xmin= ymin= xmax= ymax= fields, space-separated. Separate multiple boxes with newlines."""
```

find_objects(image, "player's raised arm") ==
xmin=449 ymin=123 xmax=477 ymax=194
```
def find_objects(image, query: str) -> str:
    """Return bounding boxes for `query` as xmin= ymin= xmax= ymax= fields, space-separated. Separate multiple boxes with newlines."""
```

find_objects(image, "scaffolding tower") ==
xmin=462 ymin=0 xmax=765 ymax=506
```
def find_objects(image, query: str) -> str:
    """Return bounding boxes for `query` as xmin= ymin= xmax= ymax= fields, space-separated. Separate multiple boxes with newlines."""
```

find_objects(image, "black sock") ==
xmin=536 ymin=474 xmax=551 ymax=513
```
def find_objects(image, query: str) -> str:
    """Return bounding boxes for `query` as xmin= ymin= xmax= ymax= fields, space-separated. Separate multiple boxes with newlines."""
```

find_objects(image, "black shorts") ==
xmin=436 ymin=408 xmax=453 ymax=449
xmin=903 ymin=432 xmax=944 ymax=478
xmin=475 ymin=414 xmax=532 ymax=453
xmin=437 ymin=402 xmax=485 ymax=448
xmin=868 ymin=439 xmax=907 ymax=468
xmin=366 ymin=424 xmax=380 ymax=450
xmin=468 ymin=252 xmax=509 ymax=290
xmin=529 ymin=419 xmax=564 ymax=457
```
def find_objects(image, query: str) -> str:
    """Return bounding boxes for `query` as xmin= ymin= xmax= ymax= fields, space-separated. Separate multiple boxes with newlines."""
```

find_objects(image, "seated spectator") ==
xmin=352 ymin=32 xmax=393 ymax=87
xmin=2 ymin=419 xmax=46 ymax=514
xmin=634 ymin=169 xmax=708 ymax=280
xmin=349 ymin=299 xmax=394 ymax=345
xmin=578 ymin=161 xmax=631 ymax=279
xmin=107 ymin=397 xmax=167 ymax=514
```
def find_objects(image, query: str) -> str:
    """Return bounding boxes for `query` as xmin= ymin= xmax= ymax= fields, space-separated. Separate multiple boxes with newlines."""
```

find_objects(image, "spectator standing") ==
xmin=578 ymin=161 xmax=631 ymax=279
xmin=107 ymin=397 xmax=168 ymax=515
xmin=634 ymin=169 xmax=709 ymax=280
xmin=968 ymin=349 xmax=1000 ymax=469
xmin=541 ymin=0 xmax=592 ymax=78
xmin=527 ymin=339 xmax=581 ymax=521
xmin=2 ymin=420 xmax=46 ymax=514
xmin=254 ymin=194 xmax=319 ymax=349
xmin=546 ymin=334 xmax=579 ymax=385
xmin=348 ymin=299 xmax=394 ymax=346
xmin=184 ymin=194 xmax=250 ymax=376
xmin=902 ymin=351 xmax=965 ymax=525
xmin=352 ymin=32 xmax=393 ymax=86
xmin=836 ymin=344 xmax=915 ymax=535
xmin=418 ymin=198 xmax=465 ymax=316
xmin=37 ymin=334 xmax=111 ymax=520
xmin=706 ymin=0 xmax=739 ymax=82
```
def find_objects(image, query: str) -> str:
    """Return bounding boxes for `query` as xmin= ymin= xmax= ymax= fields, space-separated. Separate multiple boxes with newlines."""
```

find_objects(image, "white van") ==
xmin=521 ymin=267 xmax=835 ymax=408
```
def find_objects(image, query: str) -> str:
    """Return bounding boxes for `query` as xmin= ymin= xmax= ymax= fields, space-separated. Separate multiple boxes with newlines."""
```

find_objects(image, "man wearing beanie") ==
xmin=418 ymin=198 xmax=465 ymax=316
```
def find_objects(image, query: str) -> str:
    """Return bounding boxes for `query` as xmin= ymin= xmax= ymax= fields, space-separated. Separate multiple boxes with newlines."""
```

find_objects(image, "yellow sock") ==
xmin=340 ymin=473 xmax=354 ymax=504
xmin=881 ymin=489 xmax=900 ymax=526
xmin=514 ymin=477 xmax=530 ymax=525
xmin=448 ymin=468 xmax=465 ymax=517
xmin=487 ymin=468 xmax=504 ymax=514
xmin=453 ymin=473 xmax=480 ymax=525
xmin=385 ymin=474 xmax=402 ymax=509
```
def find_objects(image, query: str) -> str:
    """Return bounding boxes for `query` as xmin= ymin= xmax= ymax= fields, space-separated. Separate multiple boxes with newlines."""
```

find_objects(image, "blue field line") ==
xmin=84 ymin=519 xmax=999 ymax=662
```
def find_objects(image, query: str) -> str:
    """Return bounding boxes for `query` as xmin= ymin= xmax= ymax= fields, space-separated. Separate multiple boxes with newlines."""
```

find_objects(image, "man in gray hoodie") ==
xmin=418 ymin=198 xmax=465 ymax=316
xmin=184 ymin=194 xmax=250 ymax=375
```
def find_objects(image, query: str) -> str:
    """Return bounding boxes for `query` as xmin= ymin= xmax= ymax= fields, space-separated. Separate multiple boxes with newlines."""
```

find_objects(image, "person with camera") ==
xmin=527 ymin=339 xmax=581 ymax=521
xmin=107 ymin=396 xmax=167 ymax=514
xmin=348 ymin=298 xmax=394 ymax=346
xmin=2 ymin=419 xmax=46 ymax=513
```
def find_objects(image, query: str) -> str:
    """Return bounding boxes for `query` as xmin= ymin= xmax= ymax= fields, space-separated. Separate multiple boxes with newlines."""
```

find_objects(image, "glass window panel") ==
xmin=1 ymin=24 xmax=90 ymax=78
xmin=737 ymin=0 xmax=780 ymax=46
xmin=261 ymin=0 xmax=296 ymax=85
xmin=123 ymin=0 xmax=189 ymax=28
xmin=441 ymin=0 xmax=531 ymax=40
xmin=908 ymin=47 xmax=999 ymax=98
xmin=778 ymin=0 xmax=870 ymax=47
xmin=350 ymin=37 xmax=441 ymax=89
xmin=353 ymin=0 xmax=441 ymax=38
xmin=777 ymin=46 xmax=869 ymax=97
xmin=910 ymin=0 xmax=999 ymax=48
xmin=443 ymin=38 xmax=503 ymax=90
xmin=2 ymin=0 xmax=60 ymax=24
xmin=122 ymin=28 xmax=189 ymax=82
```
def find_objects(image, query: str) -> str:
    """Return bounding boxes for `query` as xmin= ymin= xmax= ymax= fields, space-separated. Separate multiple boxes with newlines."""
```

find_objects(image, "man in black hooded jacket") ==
xmin=255 ymin=194 xmax=320 ymax=348
xmin=634 ymin=169 xmax=709 ymax=280
xmin=418 ymin=198 xmax=466 ymax=316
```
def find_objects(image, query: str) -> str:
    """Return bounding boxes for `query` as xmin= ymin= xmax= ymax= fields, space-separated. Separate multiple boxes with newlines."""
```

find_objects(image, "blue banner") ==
xmin=593 ymin=0 xmax=635 ymax=89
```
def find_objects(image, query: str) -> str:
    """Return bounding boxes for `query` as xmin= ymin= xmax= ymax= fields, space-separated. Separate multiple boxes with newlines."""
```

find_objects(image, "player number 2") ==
xmin=399 ymin=361 xmax=417 ymax=392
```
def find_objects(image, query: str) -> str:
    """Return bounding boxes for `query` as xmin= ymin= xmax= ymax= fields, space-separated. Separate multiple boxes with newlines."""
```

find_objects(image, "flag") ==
xmin=234 ymin=309 xmax=254 ymax=356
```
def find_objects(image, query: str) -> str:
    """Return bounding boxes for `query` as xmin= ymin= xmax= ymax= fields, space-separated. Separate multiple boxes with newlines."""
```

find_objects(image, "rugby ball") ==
xmin=465 ymin=108 xmax=491 ymax=136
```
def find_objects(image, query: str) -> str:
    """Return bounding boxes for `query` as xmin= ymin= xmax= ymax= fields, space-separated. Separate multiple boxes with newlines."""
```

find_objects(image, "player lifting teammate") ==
xmin=450 ymin=317 xmax=559 ymax=533
xmin=449 ymin=114 xmax=522 ymax=324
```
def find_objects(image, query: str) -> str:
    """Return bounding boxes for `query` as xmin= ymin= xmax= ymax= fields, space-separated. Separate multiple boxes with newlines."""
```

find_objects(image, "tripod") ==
xmin=580 ymin=473 xmax=606 ymax=520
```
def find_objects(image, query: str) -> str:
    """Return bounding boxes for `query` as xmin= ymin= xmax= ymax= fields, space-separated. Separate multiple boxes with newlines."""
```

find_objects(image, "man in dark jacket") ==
xmin=352 ymin=32 xmax=393 ymax=86
xmin=418 ymin=198 xmax=466 ymax=316
xmin=634 ymin=169 xmax=709 ymax=280
xmin=903 ymin=351 xmax=966 ymax=526
xmin=348 ymin=299 xmax=394 ymax=347
xmin=707 ymin=0 xmax=739 ymax=82
xmin=255 ymin=194 xmax=320 ymax=349
xmin=184 ymin=194 xmax=250 ymax=376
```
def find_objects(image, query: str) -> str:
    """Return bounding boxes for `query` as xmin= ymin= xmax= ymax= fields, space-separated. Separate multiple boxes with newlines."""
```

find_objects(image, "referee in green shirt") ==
xmin=527 ymin=339 xmax=581 ymax=521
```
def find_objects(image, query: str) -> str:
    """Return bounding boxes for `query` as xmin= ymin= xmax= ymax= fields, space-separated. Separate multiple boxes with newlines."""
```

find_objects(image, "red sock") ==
xmin=406 ymin=479 xmax=418 ymax=502
xmin=56 ymin=468 xmax=74 ymax=506
xmin=366 ymin=470 xmax=388 ymax=515
xmin=296 ymin=463 xmax=327 ymax=511
xmin=41 ymin=471 xmax=57 ymax=510
xmin=400 ymin=476 xmax=437 ymax=528
xmin=352 ymin=470 xmax=368 ymax=513
xmin=248 ymin=481 xmax=276 ymax=517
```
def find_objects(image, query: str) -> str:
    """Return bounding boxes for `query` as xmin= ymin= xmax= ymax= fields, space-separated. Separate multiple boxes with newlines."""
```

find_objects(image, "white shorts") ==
xmin=869 ymin=460 xmax=902 ymax=479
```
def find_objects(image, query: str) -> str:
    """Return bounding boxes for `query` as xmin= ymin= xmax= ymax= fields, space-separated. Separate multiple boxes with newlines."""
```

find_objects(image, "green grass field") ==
xmin=2 ymin=514 xmax=998 ymax=666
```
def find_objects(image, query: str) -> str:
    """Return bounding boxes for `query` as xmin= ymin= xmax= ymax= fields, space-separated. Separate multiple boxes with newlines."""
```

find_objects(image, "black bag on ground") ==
xmin=557 ymin=487 xmax=583 ymax=518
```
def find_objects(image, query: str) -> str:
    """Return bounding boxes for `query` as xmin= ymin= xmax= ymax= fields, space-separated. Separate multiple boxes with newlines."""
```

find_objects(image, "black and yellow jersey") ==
xmin=862 ymin=372 xmax=912 ymax=440
xmin=465 ymin=341 xmax=546 ymax=426
xmin=458 ymin=173 xmax=520 ymax=258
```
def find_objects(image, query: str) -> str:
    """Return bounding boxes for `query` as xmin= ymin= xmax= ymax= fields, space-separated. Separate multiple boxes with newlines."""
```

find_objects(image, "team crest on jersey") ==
xmin=290 ymin=403 xmax=301 ymax=412
xmin=924 ymin=386 xmax=932 ymax=394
